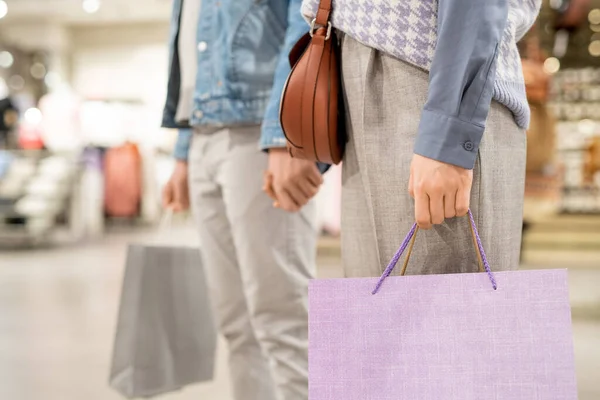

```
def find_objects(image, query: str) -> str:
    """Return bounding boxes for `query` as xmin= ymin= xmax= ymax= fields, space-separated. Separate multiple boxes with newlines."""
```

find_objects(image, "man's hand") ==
xmin=408 ymin=154 xmax=473 ymax=229
xmin=264 ymin=148 xmax=323 ymax=212
xmin=162 ymin=160 xmax=190 ymax=212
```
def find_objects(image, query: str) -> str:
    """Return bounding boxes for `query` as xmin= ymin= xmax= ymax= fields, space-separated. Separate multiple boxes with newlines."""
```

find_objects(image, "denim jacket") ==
xmin=162 ymin=0 xmax=307 ymax=160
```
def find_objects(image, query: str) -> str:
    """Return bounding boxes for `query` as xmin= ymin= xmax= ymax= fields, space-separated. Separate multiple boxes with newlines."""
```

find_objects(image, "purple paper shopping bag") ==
xmin=309 ymin=211 xmax=578 ymax=400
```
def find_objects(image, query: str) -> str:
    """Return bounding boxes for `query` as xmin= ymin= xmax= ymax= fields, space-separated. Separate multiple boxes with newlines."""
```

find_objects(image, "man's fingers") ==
xmin=263 ymin=172 xmax=277 ymax=201
xmin=298 ymin=179 xmax=320 ymax=200
xmin=410 ymin=153 xmax=473 ymax=226
xmin=173 ymin=180 xmax=189 ymax=211
xmin=284 ymin=184 xmax=309 ymax=208
xmin=179 ymin=187 xmax=190 ymax=209
xmin=264 ymin=185 xmax=278 ymax=201
xmin=163 ymin=182 xmax=185 ymax=211
xmin=271 ymin=178 xmax=317 ymax=212
xmin=444 ymin=190 xmax=458 ymax=219
xmin=275 ymin=187 xmax=301 ymax=212
xmin=266 ymin=157 xmax=323 ymax=212
xmin=305 ymin=165 xmax=324 ymax=187
xmin=162 ymin=183 xmax=173 ymax=209
xmin=429 ymin=191 xmax=445 ymax=225
xmin=455 ymin=187 xmax=470 ymax=217
xmin=414 ymin=191 xmax=432 ymax=230
xmin=164 ymin=187 xmax=182 ymax=212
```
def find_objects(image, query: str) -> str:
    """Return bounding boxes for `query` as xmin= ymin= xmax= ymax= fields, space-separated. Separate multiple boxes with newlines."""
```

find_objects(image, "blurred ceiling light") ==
xmin=0 ymin=51 xmax=13 ymax=68
xmin=552 ymin=30 xmax=569 ymax=58
xmin=30 ymin=63 xmax=46 ymax=79
xmin=0 ymin=1 xmax=7 ymax=20
xmin=44 ymin=71 xmax=61 ymax=88
xmin=578 ymin=119 xmax=596 ymax=135
xmin=589 ymin=40 xmax=600 ymax=57
xmin=589 ymin=9 xmax=600 ymax=25
xmin=24 ymin=108 xmax=43 ymax=125
xmin=592 ymin=24 xmax=600 ymax=33
xmin=0 ymin=77 xmax=7 ymax=98
xmin=82 ymin=0 xmax=101 ymax=14
xmin=8 ymin=75 xmax=25 ymax=91
xmin=543 ymin=57 xmax=561 ymax=74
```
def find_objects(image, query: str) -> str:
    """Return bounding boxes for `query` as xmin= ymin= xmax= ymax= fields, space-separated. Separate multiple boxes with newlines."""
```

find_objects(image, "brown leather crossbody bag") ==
xmin=279 ymin=0 xmax=346 ymax=165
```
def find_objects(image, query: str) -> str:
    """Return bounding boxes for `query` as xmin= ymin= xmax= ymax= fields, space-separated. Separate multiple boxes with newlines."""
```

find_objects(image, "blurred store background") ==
xmin=0 ymin=0 xmax=598 ymax=399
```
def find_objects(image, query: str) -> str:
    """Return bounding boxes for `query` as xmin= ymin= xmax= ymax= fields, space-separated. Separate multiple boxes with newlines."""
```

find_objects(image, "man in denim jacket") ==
xmin=161 ymin=1 xmax=320 ymax=398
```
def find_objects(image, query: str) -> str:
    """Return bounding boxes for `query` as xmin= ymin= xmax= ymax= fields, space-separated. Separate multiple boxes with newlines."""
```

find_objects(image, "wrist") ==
xmin=175 ymin=160 xmax=188 ymax=171
xmin=268 ymin=148 xmax=288 ymax=162
xmin=268 ymin=147 xmax=287 ymax=154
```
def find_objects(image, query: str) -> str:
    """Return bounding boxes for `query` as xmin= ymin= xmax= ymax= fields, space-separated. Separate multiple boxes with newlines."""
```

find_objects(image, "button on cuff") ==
xmin=414 ymin=108 xmax=484 ymax=170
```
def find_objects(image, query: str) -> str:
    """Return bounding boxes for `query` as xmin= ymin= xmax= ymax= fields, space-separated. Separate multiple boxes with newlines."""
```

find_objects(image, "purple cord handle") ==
xmin=372 ymin=210 xmax=497 ymax=295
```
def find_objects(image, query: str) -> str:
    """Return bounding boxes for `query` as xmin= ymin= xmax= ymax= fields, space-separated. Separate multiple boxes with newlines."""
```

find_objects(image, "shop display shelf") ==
xmin=549 ymin=67 xmax=600 ymax=214
xmin=0 ymin=150 xmax=81 ymax=246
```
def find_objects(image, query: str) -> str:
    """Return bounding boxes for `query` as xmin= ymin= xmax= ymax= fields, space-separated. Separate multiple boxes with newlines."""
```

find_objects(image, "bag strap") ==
xmin=372 ymin=210 xmax=497 ymax=295
xmin=315 ymin=0 xmax=332 ymax=26
xmin=399 ymin=219 xmax=485 ymax=277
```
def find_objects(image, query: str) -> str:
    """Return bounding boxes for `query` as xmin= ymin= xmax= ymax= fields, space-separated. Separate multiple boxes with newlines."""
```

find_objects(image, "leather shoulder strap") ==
xmin=315 ymin=0 xmax=332 ymax=26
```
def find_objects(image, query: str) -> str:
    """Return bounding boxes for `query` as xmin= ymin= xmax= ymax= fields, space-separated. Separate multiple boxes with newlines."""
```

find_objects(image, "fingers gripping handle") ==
xmin=372 ymin=210 xmax=497 ymax=295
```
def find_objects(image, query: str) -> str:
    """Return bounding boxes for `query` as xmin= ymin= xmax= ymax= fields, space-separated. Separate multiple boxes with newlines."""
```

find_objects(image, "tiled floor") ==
xmin=0 ymin=226 xmax=598 ymax=399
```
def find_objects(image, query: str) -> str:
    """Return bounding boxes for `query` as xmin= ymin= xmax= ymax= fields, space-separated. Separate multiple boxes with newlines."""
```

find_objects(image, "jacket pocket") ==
xmin=229 ymin=2 xmax=286 ymax=98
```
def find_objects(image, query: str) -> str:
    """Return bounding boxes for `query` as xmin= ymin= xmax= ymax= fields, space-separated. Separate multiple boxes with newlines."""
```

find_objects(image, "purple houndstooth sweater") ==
xmin=301 ymin=0 xmax=541 ymax=130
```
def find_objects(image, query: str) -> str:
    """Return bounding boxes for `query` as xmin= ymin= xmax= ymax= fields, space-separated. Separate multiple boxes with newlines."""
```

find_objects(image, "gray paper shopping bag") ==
xmin=109 ymin=244 xmax=217 ymax=398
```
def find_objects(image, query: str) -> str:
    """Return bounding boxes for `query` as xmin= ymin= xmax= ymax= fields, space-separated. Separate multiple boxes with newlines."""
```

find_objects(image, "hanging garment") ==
xmin=104 ymin=142 xmax=142 ymax=218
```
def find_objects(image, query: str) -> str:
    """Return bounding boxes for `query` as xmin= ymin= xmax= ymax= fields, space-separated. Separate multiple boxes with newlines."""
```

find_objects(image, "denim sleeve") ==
xmin=414 ymin=0 xmax=509 ymax=170
xmin=173 ymin=129 xmax=193 ymax=161
xmin=260 ymin=0 xmax=308 ymax=150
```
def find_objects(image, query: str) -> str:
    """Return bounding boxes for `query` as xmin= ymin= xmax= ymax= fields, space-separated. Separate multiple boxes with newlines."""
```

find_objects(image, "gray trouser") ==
xmin=340 ymin=35 xmax=526 ymax=277
xmin=188 ymin=126 xmax=317 ymax=400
